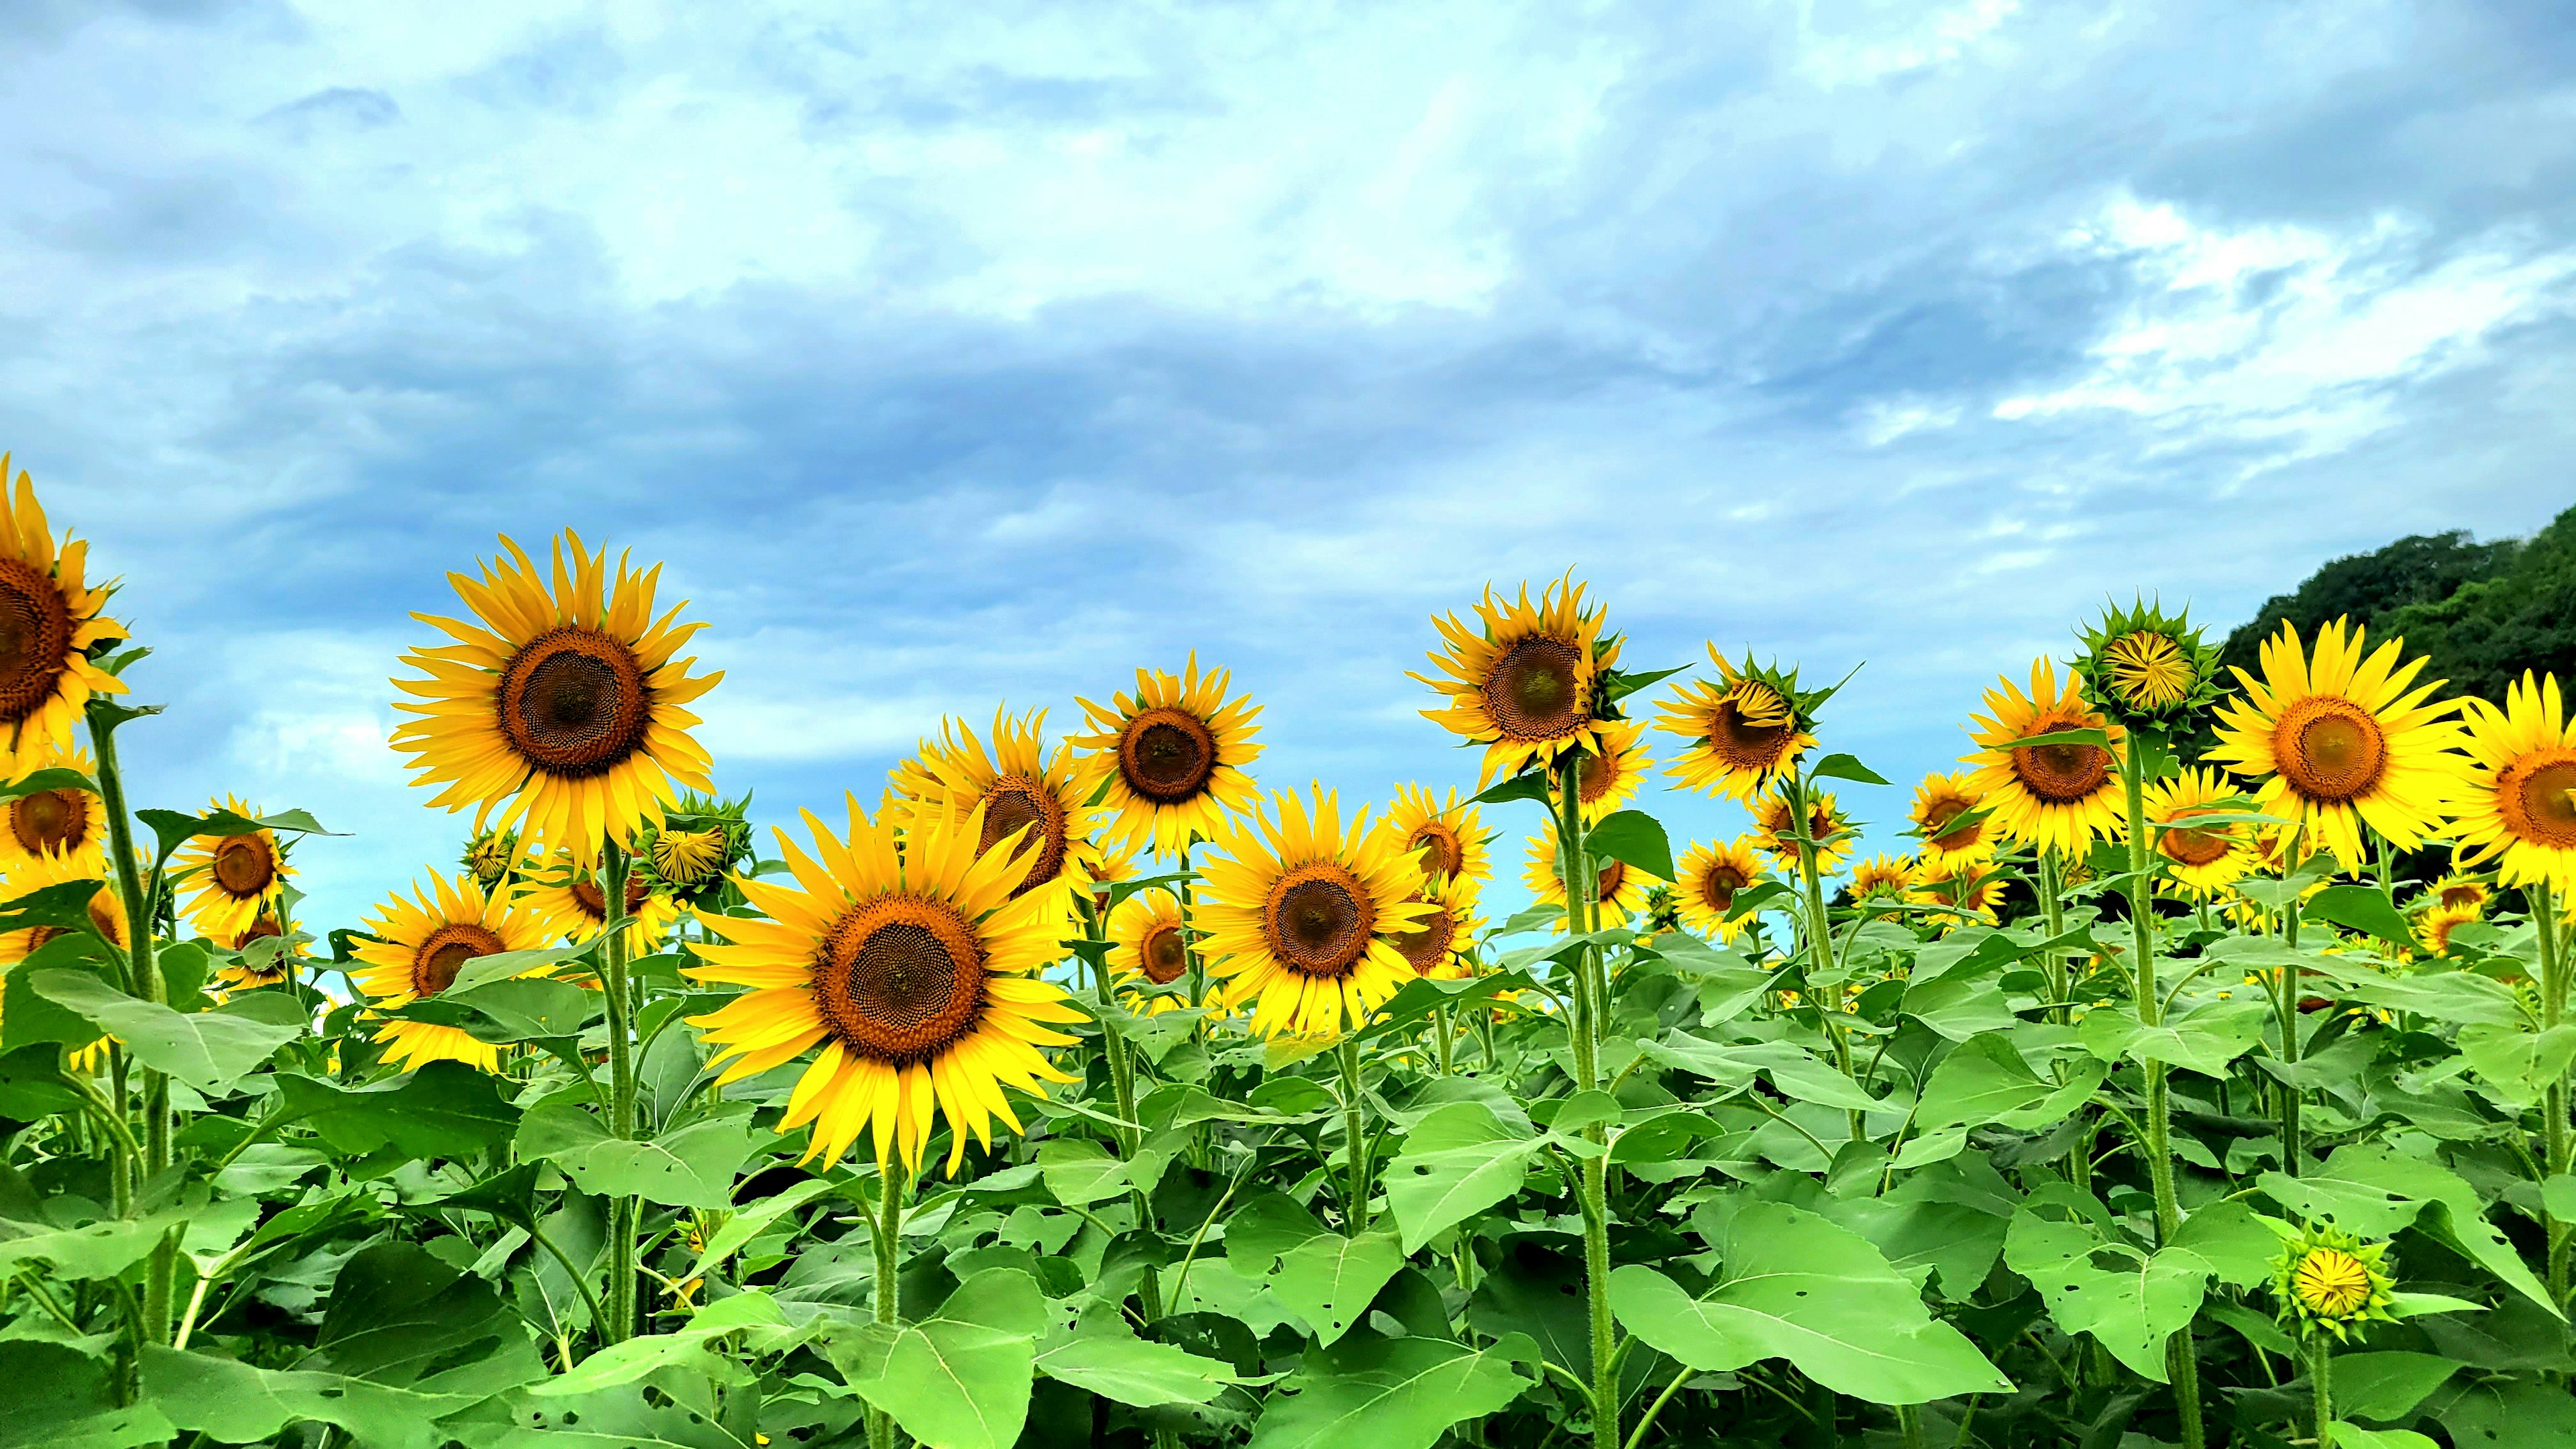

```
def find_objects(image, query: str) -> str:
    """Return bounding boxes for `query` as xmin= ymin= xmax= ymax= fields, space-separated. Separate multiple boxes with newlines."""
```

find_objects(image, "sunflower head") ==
xmin=901 ymin=708 xmax=1103 ymax=922
xmin=1391 ymin=872 xmax=1485 ymax=981
xmin=2074 ymin=598 xmax=2221 ymax=728
xmin=1196 ymin=785 xmax=1432 ymax=1038
xmin=2141 ymin=766 xmax=2257 ymax=900
xmin=2452 ymin=672 xmax=2576 ymax=897
xmin=0 ymin=456 xmax=129 ymax=773
xmin=1752 ymin=786 xmax=1854 ymax=873
xmin=1655 ymin=647 xmax=1827 ymax=804
xmin=1071 ymin=656 xmax=1264 ymax=857
xmin=524 ymin=848 xmax=681 ymax=951
xmin=635 ymin=789 xmax=757 ymax=909
xmin=1851 ymin=854 xmax=1917 ymax=902
xmin=1415 ymin=574 xmax=1623 ymax=789
xmin=2415 ymin=901 xmax=2482 ymax=957
xmin=1638 ymin=883 xmax=1684 ymax=943
xmin=2430 ymin=873 xmax=2490 ymax=914
xmin=1907 ymin=771 xmax=1994 ymax=867
xmin=2270 ymin=1222 xmax=2397 ymax=1342
xmin=460 ymin=828 xmax=523 ymax=888
xmin=0 ymin=743 xmax=105 ymax=876
xmin=174 ymin=798 xmax=294 ymax=945
xmin=1523 ymin=816 xmax=1662 ymax=925
xmin=1556 ymin=718 xmax=1650 ymax=824
xmin=1383 ymin=784 xmax=1491 ymax=890
xmin=1674 ymin=836 xmax=1767 ymax=942
xmin=1109 ymin=890 xmax=1195 ymax=1004
xmin=1962 ymin=659 xmax=2129 ymax=859
xmin=348 ymin=871 xmax=561 ymax=1074
xmin=1910 ymin=857 xmax=2004 ymax=931
xmin=0 ymin=849 xmax=126 ymax=967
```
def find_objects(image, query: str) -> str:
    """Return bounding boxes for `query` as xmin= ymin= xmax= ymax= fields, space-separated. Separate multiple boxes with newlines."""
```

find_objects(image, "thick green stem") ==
xmin=600 ymin=843 xmax=638 ymax=1343
xmin=1434 ymin=1005 xmax=1454 ymax=1075
xmin=2534 ymin=881 xmax=2569 ymax=1305
xmin=2040 ymin=849 xmax=2070 ymax=1017
xmin=1790 ymin=779 xmax=1860 ymax=1143
xmin=1338 ymin=1038 xmax=1371 ymax=1235
xmin=2278 ymin=845 xmax=2306 ymax=1176
xmin=1555 ymin=755 xmax=1619 ymax=1449
xmin=2312 ymin=1338 xmax=2334 ymax=1449
xmin=869 ymin=1168 xmax=908 ymax=1449
xmin=87 ymin=706 xmax=174 ymax=1346
xmin=2122 ymin=736 xmax=2204 ymax=1449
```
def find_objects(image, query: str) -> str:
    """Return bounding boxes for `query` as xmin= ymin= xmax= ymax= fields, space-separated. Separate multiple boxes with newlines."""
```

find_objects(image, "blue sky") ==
xmin=1 ymin=1 xmax=2570 ymax=930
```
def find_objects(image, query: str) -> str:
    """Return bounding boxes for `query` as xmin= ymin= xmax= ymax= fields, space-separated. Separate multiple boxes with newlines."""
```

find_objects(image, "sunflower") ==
xmin=1087 ymin=834 xmax=1148 ymax=918
xmin=2429 ymin=873 xmax=2489 ymax=913
xmin=349 ymin=872 xmax=561 ymax=1073
xmin=1391 ymin=873 xmax=1483 ymax=981
xmin=1556 ymin=718 xmax=1650 ymax=824
xmin=686 ymin=796 xmax=1085 ymax=1175
xmin=391 ymin=530 xmax=721 ymax=863
xmin=2208 ymin=619 xmax=2468 ymax=872
xmin=211 ymin=912 xmax=297 ymax=994
xmin=1071 ymin=655 xmax=1264 ymax=857
xmin=1672 ymin=837 xmax=1766 ymax=943
xmin=1962 ymin=660 xmax=2128 ymax=857
xmin=2415 ymin=902 xmax=2481 ymax=958
xmin=2450 ymin=672 xmax=2576 ymax=898
xmin=1523 ymin=818 xmax=1658 ymax=924
xmin=2271 ymin=1222 xmax=2397 ymax=1342
xmin=1752 ymin=786 xmax=1854 ymax=874
xmin=172 ymin=797 xmax=292 ymax=942
xmin=649 ymin=829 xmax=730 ymax=892
xmin=522 ymin=849 xmax=681 ymax=952
xmin=1196 ymin=786 xmax=1432 ymax=1038
xmin=1911 ymin=858 xmax=2004 ymax=929
xmin=1655 ymin=647 xmax=1816 ymax=804
xmin=0 ymin=458 xmax=128 ymax=774
xmin=460 ymin=828 xmax=525 ymax=890
xmin=2074 ymin=600 xmax=2221 ymax=728
xmin=1382 ymin=784 xmax=1491 ymax=889
xmin=0 ymin=744 xmax=103 ymax=876
xmin=0 ymin=849 xmax=125 ymax=967
xmin=1416 ymin=575 xmax=1620 ymax=788
xmin=1635 ymin=884 xmax=1684 ymax=949
xmin=898 ymin=706 xmax=1101 ymax=921
xmin=2139 ymin=766 xmax=2257 ymax=898
xmin=1908 ymin=772 xmax=1994 ymax=869
xmin=1109 ymin=890 xmax=1194 ymax=1014
xmin=1850 ymin=855 xmax=1918 ymax=915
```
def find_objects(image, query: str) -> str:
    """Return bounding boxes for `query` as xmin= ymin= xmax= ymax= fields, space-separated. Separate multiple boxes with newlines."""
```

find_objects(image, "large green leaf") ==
xmin=2331 ymin=1350 xmax=2462 ymax=1423
xmin=517 ymin=1099 xmax=761 ymax=1209
xmin=690 ymin=1175 xmax=842 ymax=1280
xmin=2003 ymin=1210 xmax=2207 ymax=1381
xmin=1222 ymin=1191 xmax=1406 ymax=1348
xmin=824 ymin=1269 xmax=1049 ymax=1449
xmin=312 ymin=1242 xmax=526 ymax=1386
xmin=2077 ymin=996 xmax=2271 ymax=1077
xmin=1246 ymin=1332 xmax=1536 ymax=1449
xmin=276 ymin=1062 xmax=523 ymax=1159
xmin=1382 ymin=1101 xmax=1540 ymax=1253
xmin=2457 ymin=1022 xmax=2576 ymax=1109
xmin=1912 ymin=1034 xmax=2102 ymax=1133
xmin=0 ymin=1203 xmax=193 ymax=1280
xmin=1609 ymin=1201 xmax=2012 ymax=1403
xmin=0 ymin=1341 xmax=176 ymax=1449
xmin=142 ymin=1345 xmax=482 ymax=1449
xmin=1587 ymin=810 xmax=1675 ymax=881
xmin=1036 ymin=1136 xmax=1148 ymax=1206
xmin=1033 ymin=1328 xmax=1244 ymax=1407
xmin=2303 ymin=884 xmax=2418 ymax=949
xmin=529 ymin=1291 xmax=785 ymax=1395
xmin=2260 ymin=1145 xmax=2558 ymax=1316
xmin=30 ymin=968 xmax=302 ymax=1091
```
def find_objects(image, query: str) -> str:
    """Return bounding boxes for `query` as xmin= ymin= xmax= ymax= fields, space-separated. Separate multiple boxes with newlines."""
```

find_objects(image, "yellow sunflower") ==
xmin=1911 ymin=858 xmax=2004 ymax=929
xmin=1108 ymin=890 xmax=1195 ymax=1014
xmin=521 ymin=849 xmax=680 ymax=953
xmin=172 ymin=796 xmax=292 ymax=942
xmin=1522 ymin=818 xmax=1659 ymax=924
xmin=0 ymin=744 xmax=103 ymax=875
xmin=688 ymin=798 xmax=1084 ymax=1175
xmin=2415 ymin=901 xmax=2481 ymax=958
xmin=1752 ymin=786 xmax=1854 ymax=874
xmin=211 ymin=912 xmax=297 ymax=994
xmin=1197 ymin=786 xmax=1432 ymax=1038
xmin=391 ymin=529 xmax=721 ymax=862
xmin=1962 ymin=659 xmax=2128 ymax=857
xmin=1556 ymin=718 xmax=1650 ymax=824
xmin=1071 ymin=654 xmax=1264 ymax=857
xmin=1086 ymin=833 xmax=1147 ymax=919
xmin=1674 ymin=837 xmax=1768 ymax=942
xmin=897 ymin=706 xmax=1101 ymax=921
xmin=1391 ymin=873 xmax=1484 ymax=981
xmin=1850 ymin=855 xmax=1919 ymax=915
xmin=348 ymin=872 xmax=560 ymax=1073
xmin=1383 ymin=784 xmax=1491 ymax=889
xmin=1655 ymin=647 xmax=1815 ymax=803
xmin=0 ymin=849 xmax=125 ymax=967
xmin=1416 ymin=574 xmax=1620 ymax=788
xmin=2453 ymin=672 xmax=2576 ymax=897
xmin=1909 ymin=771 xmax=1994 ymax=869
xmin=2139 ymin=766 xmax=2257 ymax=899
xmin=0 ymin=458 xmax=128 ymax=773
xmin=2208 ymin=619 xmax=2468 ymax=871
xmin=2429 ymin=873 xmax=2489 ymax=913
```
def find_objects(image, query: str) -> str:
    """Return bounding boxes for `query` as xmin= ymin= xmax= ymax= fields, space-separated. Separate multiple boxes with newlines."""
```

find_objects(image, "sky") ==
xmin=1 ymin=0 xmax=2571 ymax=933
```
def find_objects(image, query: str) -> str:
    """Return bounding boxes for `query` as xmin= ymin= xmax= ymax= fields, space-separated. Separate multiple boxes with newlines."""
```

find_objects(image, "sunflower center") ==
xmin=2500 ymin=752 xmax=2576 ymax=850
xmin=1701 ymin=865 xmax=1746 ymax=914
xmin=1390 ymin=898 xmax=1456 ymax=973
xmin=978 ymin=777 xmax=1069 ymax=895
xmin=1263 ymin=863 xmax=1377 ymax=979
xmin=2294 ymin=1249 xmax=2372 ymax=1317
xmin=211 ymin=835 xmax=276 ymax=898
xmin=0 ymin=559 xmax=72 ymax=727
xmin=2272 ymin=696 xmax=2387 ymax=803
xmin=1118 ymin=707 xmax=1217 ymax=804
xmin=1923 ymin=799 xmax=1982 ymax=852
xmin=2010 ymin=720 xmax=2112 ymax=804
xmin=1487 ymin=637 xmax=1586 ymax=741
xmin=239 ymin=914 xmax=283 ymax=945
xmin=1707 ymin=693 xmax=1793 ymax=770
xmin=1595 ymin=858 xmax=1627 ymax=902
xmin=814 ymin=898 xmax=987 ymax=1067
xmin=570 ymin=873 xmax=651 ymax=921
xmin=27 ymin=889 xmax=122 ymax=956
xmin=1409 ymin=822 xmax=1465 ymax=879
xmin=1140 ymin=921 xmax=1191 ymax=985
xmin=497 ymin=627 xmax=653 ymax=779
xmin=2159 ymin=825 xmax=2233 ymax=868
xmin=2439 ymin=882 xmax=2484 ymax=910
xmin=9 ymin=788 xmax=88 ymax=856
xmin=413 ymin=922 xmax=506 ymax=998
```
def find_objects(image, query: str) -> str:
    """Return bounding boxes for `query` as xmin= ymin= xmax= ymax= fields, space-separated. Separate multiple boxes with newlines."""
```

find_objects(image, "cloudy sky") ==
xmin=1 ymin=0 xmax=2569 ymax=929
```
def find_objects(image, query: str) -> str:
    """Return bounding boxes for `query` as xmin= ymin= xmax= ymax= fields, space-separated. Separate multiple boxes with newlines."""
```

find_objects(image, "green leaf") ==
xmin=2303 ymin=883 xmax=2418 ymax=949
xmin=1246 ymin=1332 xmax=1535 ymax=1449
xmin=2167 ymin=1199 xmax=2284 ymax=1290
xmin=1269 ymin=1228 xmax=1408 ymax=1348
xmin=443 ymin=937 xmax=603 ymax=998
xmin=2002 ymin=1210 xmax=2208 ymax=1381
xmin=1809 ymin=752 xmax=1892 ymax=786
xmin=1586 ymin=810 xmax=1675 ymax=881
xmin=2457 ymin=1022 xmax=2576 ymax=1109
xmin=1899 ymin=968 xmax=2021 ymax=1042
xmin=1036 ymin=1137 xmax=1146 ymax=1207
xmin=824 ymin=1269 xmax=1046 ymax=1449
xmin=0 ymin=1203 xmax=195 ymax=1280
xmin=1610 ymin=1202 xmax=2013 ymax=1403
xmin=141 ymin=1345 xmax=481 ymax=1449
xmin=2303 ymin=959 xmax=2524 ymax=1027
xmin=691 ymin=1175 xmax=842 ymax=1280
xmin=1911 ymin=1035 xmax=2100 ymax=1133
xmin=484 ymin=1383 xmax=754 ymax=1449
xmin=29 ymin=969 xmax=301 ymax=1091
xmin=314 ymin=1241 xmax=525 ymax=1386
xmin=530 ymin=1291 xmax=785 ymax=1395
xmin=0 ymin=881 xmax=113 ymax=940
xmin=1643 ymin=1034 xmax=1878 ymax=1110
xmin=517 ymin=1099 xmax=761 ymax=1209
xmin=2259 ymin=1144 xmax=2559 ymax=1316
xmin=0 ymin=940 xmax=118 ymax=1050
xmin=2326 ymin=1426 xmax=2440 ymax=1449
xmin=0 ymin=767 xmax=96 ymax=804
xmin=2330 ymin=1350 xmax=2461 ymax=1423
xmin=1472 ymin=771 xmax=1553 ymax=808
xmin=2077 ymin=996 xmax=2270 ymax=1077
xmin=1995 ymin=727 xmax=2110 ymax=750
xmin=0 ymin=1341 xmax=176 ymax=1449
xmin=1383 ymin=1102 xmax=1540 ymax=1253
xmin=1033 ymin=1328 xmax=1244 ymax=1407
xmin=276 ymin=1062 xmax=523 ymax=1159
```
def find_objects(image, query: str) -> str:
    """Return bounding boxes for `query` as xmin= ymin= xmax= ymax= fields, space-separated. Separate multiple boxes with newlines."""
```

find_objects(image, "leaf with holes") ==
xmin=1383 ymin=1101 xmax=1542 ymax=1253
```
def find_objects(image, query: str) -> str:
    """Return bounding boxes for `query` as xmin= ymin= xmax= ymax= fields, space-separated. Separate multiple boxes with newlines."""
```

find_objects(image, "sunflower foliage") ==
xmin=3 ymin=488 xmax=2576 ymax=1449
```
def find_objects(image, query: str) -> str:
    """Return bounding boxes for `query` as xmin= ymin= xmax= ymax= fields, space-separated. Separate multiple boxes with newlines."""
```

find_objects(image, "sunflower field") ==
xmin=1 ymin=455 xmax=2573 ymax=1449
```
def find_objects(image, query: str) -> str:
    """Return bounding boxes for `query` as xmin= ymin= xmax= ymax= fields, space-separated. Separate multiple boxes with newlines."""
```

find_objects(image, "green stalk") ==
xmin=2311 ymin=1338 xmax=2334 ymax=1449
xmin=600 ymin=843 xmax=639 ymax=1344
xmin=2120 ymin=735 xmax=2202 ymax=1449
xmin=1789 ymin=771 xmax=1860 ymax=1143
xmin=1555 ymin=753 xmax=1619 ymax=1449
xmin=867 ymin=1167 xmax=908 ymax=1449
xmin=2533 ymin=881 xmax=2569 ymax=1305
xmin=1088 ymin=898 xmax=1166 ymax=1324
xmin=1434 ymin=1005 xmax=1454 ymax=1075
xmin=2277 ymin=842 xmax=2306 ymax=1177
xmin=2039 ymin=849 xmax=2069 ymax=1018
xmin=87 ymin=704 xmax=174 ymax=1348
xmin=1338 ymin=1037 xmax=1371 ymax=1234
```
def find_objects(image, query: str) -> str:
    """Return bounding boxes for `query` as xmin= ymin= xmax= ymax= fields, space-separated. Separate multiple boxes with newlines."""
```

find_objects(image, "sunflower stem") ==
xmin=2121 ymin=730 xmax=2204 ymax=1449
xmin=2311 ymin=1337 xmax=2334 ymax=1449
xmin=600 ymin=841 xmax=639 ymax=1344
xmin=2278 ymin=833 xmax=2306 ymax=1177
xmin=1556 ymin=752 xmax=1620 ymax=1449
xmin=868 ymin=1165 xmax=908 ymax=1449
xmin=1789 ymin=771 xmax=1862 ymax=1143
xmin=2039 ymin=848 xmax=2070 ymax=1020
xmin=1433 ymin=1005 xmax=1454 ymax=1075
xmin=2533 ymin=881 xmax=2571 ymax=1307
xmin=1338 ymin=1037 xmax=1371 ymax=1235
xmin=86 ymin=703 xmax=178 ymax=1348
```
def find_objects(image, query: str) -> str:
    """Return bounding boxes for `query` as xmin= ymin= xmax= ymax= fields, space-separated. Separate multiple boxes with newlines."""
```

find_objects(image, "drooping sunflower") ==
xmin=522 ymin=849 xmax=680 ymax=951
xmin=1071 ymin=655 xmax=1264 ymax=857
xmin=1908 ymin=771 xmax=1994 ymax=869
xmin=686 ymin=797 xmax=1085 ymax=1175
xmin=348 ymin=871 xmax=560 ymax=1073
xmin=1962 ymin=660 xmax=2128 ymax=858
xmin=173 ymin=797 xmax=292 ymax=942
xmin=1635 ymin=884 xmax=1684 ymax=949
xmin=1556 ymin=718 xmax=1650 ymax=824
xmin=1674 ymin=837 xmax=1767 ymax=943
xmin=2208 ymin=619 xmax=2468 ymax=871
xmin=2429 ymin=873 xmax=2489 ymax=913
xmin=1390 ymin=873 xmax=1484 ymax=981
xmin=1655 ymin=647 xmax=1817 ymax=804
xmin=0 ymin=458 xmax=129 ymax=774
xmin=1849 ymin=855 xmax=1919 ymax=916
xmin=1383 ymin=784 xmax=1491 ymax=889
xmin=1911 ymin=857 xmax=2004 ymax=929
xmin=1196 ymin=786 xmax=1432 ymax=1038
xmin=0 ymin=743 xmax=103 ymax=877
xmin=391 ymin=530 xmax=721 ymax=863
xmin=2415 ymin=901 xmax=2481 ymax=958
xmin=2139 ymin=766 xmax=2257 ymax=899
xmin=1752 ymin=786 xmax=1854 ymax=874
xmin=1416 ymin=574 xmax=1620 ymax=789
xmin=1108 ymin=890 xmax=1194 ymax=1014
xmin=898 ymin=707 xmax=1101 ymax=922
xmin=2453 ymin=672 xmax=2576 ymax=898
xmin=1523 ymin=818 xmax=1659 ymax=924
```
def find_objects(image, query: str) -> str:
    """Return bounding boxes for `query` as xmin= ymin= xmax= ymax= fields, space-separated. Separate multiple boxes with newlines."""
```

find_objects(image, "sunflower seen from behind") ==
xmin=1071 ymin=655 xmax=1263 ymax=857
xmin=350 ymin=871 xmax=559 ymax=1073
xmin=2453 ymin=671 xmax=2576 ymax=898
xmin=1656 ymin=648 xmax=1816 ymax=804
xmin=173 ymin=797 xmax=292 ymax=943
xmin=1908 ymin=771 xmax=1993 ymax=870
xmin=0 ymin=456 xmax=128 ymax=773
xmin=1962 ymin=659 xmax=2128 ymax=858
xmin=687 ymin=797 xmax=1085 ymax=1175
xmin=1197 ymin=786 xmax=1432 ymax=1038
xmin=392 ymin=530 xmax=721 ymax=863
xmin=1674 ymin=836 xmax=1766 ymax=943
xmin=1523 ymin=817 xmax=1658 ymax=924
xmin=899 ymin=706 xmax=1101 ymax=922
xmin=2208 ymin=619 xmax=2467 ymax=872
xmin=2139 ymin=766 xmax=2257 ymax=899
xmin=1416 ymin=575 xmax=1618 ymax=789
xmin=1109 ymin=890 xmax=1194 ymax=1015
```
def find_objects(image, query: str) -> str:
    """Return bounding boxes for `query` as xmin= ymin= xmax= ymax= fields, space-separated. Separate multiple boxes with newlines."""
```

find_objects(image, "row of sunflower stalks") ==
xmin=1 ymin=451 xmax=2572 ymax=1449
